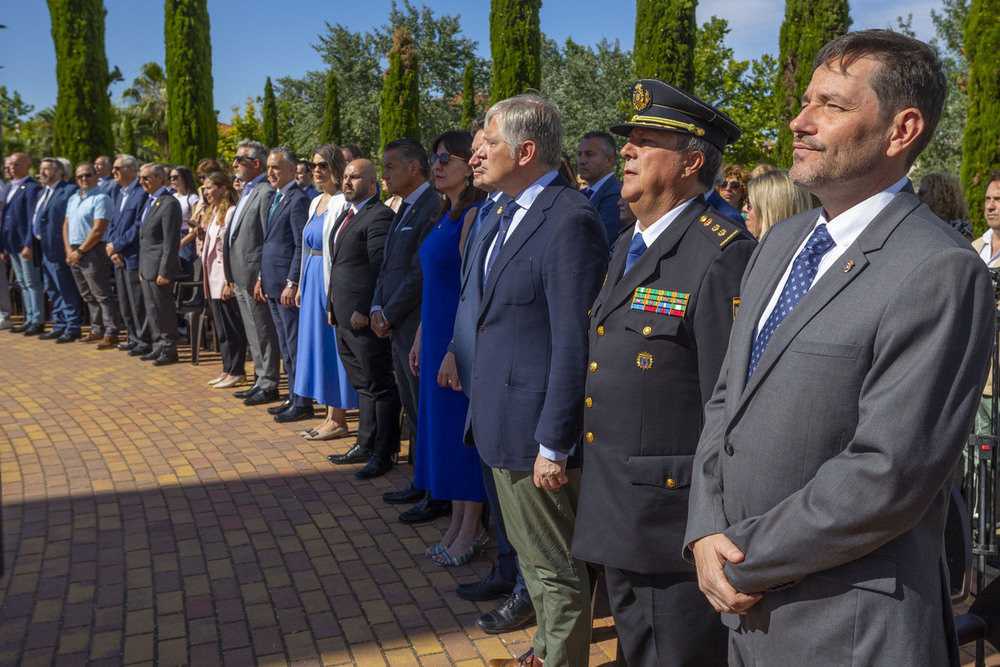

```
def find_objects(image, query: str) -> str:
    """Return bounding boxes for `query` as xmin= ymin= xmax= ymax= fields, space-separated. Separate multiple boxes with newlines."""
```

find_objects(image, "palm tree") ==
xmin=119 ymin=61 xmax=169 ymax=159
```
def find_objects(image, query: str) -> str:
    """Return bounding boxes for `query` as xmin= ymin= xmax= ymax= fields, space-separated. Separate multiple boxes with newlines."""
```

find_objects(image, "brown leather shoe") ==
xmin=79 ymin=332 xmax=103 ymax=343
xmin=96 ymin=335 xmax=120 ymax=349
xmin=487 ymin=649 xmax=542 ymax=666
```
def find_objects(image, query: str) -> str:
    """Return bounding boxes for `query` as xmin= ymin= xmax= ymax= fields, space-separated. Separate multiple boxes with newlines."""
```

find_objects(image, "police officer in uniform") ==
xmin=572 ymin=79 xmax=755 ymax=666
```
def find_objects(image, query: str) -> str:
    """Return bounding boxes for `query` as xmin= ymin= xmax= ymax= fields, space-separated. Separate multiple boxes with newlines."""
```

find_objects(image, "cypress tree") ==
xmin=772 ymin=0 xmax=850 ymax=167
xmin=962 ymin=0 xmax=1000 ymax=236
xmin=262 ymin=77 xmax=278 ymax=148
xmin=461 ymin=62 xmax=477 ymax=130
xmin=380 ymin=29 xmax=421 ymax=151
xmin=164 ymin=0 xmax=217 ymax=167
xmin=47 ymin=0 xmax=115 ymax=162
xmin=633 ymin=0 xmax=698 ymax=90
xmin=320 ymin=69 xmax=342 ymax=145
xmin=489 ymin=0 xmax=542 ymax=103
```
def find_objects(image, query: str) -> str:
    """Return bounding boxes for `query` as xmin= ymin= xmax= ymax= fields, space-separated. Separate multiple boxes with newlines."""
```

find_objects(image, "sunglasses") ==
xmin=312 ymin=161 xmax=329 ymax=171
xmin=76 ymin=173 xmax=96 ymax=179
xmin=430 ymin=153 xmax=467 ymax=166
xmin=722 ymin=180 xmax=742 ymax=189
xmin=169 ymin=174 xmax=181 ymax=180
xmin=233 ymin=155 xmax=256 ymax=164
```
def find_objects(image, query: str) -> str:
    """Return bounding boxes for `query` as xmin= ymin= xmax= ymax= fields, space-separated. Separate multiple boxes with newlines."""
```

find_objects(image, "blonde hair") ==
xmin=748 ymin=169 xmax=815 ymax=238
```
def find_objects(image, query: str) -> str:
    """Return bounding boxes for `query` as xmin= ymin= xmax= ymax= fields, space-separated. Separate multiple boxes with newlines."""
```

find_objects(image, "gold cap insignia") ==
xmin=632 ymin=83 xmax=651 ymax=113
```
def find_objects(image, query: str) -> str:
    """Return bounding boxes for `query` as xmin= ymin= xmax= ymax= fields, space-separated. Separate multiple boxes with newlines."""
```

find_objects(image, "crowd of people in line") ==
xmin=3 ymin=27 xmax=1000 ymax=667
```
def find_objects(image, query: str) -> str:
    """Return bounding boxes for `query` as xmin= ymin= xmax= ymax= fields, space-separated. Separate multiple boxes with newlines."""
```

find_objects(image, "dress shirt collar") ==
xmin=148 ymin=186 xmax=167 ymax=201
xmin=402 ymin=181 xmax=431 ymax=207
xmin=278 ymin=180 xmax=297 ymax=196
xmin=586 ymin=172 xmax=614 ymax=196
xmin=5 ymin=175 xmax=28 ymax=203
xmin=813 ymin=176 xmax=908 ymax=252
xmin=120 ymin=178 xmax=139 ymax=196
xmin=511 ymin=170 xmax=558 ymax=212
xmin=630 ymin=197 xmax=697 ymax=248
xmin=350 ymin=194 xmax=375 ymax=215
xmin=241 ymin=172 xmax=266 ymax=196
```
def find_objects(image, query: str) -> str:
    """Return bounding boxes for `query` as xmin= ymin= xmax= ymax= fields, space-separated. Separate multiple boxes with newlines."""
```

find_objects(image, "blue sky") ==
xmin=1 ymin=0 xmax=939 ymax=120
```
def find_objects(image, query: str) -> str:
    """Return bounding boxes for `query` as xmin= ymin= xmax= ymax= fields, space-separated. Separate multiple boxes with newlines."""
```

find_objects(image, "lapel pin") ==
xmin=843 ymin=260 xmax=854 ymax=273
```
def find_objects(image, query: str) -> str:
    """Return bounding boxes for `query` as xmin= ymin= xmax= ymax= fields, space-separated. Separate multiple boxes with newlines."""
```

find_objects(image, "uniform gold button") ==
xmin=585 ymin=432 xmax=595 ymax=443
xmin=666 ymin=478 xmax=676 ymax=488
xmin=642 ymin=326 xmax=652 ymax=336
xmin=585 ymin=397 xmax=593 ymax=408
xmin=597 ymin=325 xmax=605 ymax=336
xmin=589 ymin=361 xmax=598 ymax=372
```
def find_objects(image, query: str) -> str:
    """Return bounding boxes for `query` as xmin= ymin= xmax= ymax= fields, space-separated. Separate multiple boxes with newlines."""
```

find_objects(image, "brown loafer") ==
xmin=487 ymin=649 xmax=542 ymax=666
xmin=96 ymin=335 xmax=120 ymax=349
xmin=79 ymin=332 xmax=103 ymax=343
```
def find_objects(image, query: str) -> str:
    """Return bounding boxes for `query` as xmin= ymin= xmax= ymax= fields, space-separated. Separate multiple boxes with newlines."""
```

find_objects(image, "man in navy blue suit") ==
xmin=468 ymin=94 xmax=609 ymax=667
xmin=33 ymin=158 xmax=82 ymax=342
xmin=257 ymin=147 xmax=312 ymax=422
xmin=577 ymin=131 xmax=625 ymax=246
xmin=2 ymin=152 xmax=43 ymax=334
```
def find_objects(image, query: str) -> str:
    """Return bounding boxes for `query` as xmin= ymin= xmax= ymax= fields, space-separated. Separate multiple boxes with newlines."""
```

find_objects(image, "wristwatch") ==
xmin=286 ymin=280 xmax=298 ymax=290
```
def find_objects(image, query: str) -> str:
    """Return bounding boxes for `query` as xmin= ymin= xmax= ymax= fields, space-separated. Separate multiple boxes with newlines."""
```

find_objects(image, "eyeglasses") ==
xmin=312 ymin=161 xmax=329 ymax=171
xmin=76 ymin=173 xmax=96 ymax=179
xmin=111 ymin=166 xmax=124 ymax=171
xmin=430 ymin=153 xmax=467 ymax=166
xmin=233 ymin=155 xmax=255 ymax=164
xmin=722 ymin=180 xmax=742 ymax=189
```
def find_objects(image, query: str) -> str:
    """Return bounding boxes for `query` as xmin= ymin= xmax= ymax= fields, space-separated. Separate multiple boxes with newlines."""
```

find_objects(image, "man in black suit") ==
xmin=326 ymin=159 xmax=402 ymax=476
xmin=571 ymin=79 xmax=755 ymax=667
xmin=577 ymin=131 xmax=625 ymax=245
xmin=136 ymin=163 xmax=182 ymax=366
xmin=258 ymin=147 xmax=312 ymax=422
xmin=33 ymin=157 xmax=81 ymax=341
xmin=468 ymin=94 xmax=608 ymax=667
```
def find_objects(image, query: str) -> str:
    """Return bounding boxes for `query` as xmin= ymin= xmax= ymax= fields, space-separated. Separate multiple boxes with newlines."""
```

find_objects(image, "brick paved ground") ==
xmin=0 ymin=326 xmax=618 ymax=666
xmin=0 ymin=323 xmax=997 ymax=666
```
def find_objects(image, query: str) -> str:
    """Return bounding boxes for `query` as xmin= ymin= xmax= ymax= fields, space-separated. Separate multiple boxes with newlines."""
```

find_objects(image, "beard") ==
xmin=789 ymin=132 xmax=885 ymax=193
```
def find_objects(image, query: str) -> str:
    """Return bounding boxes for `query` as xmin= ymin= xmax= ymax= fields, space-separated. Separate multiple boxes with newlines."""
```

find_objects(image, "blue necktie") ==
xmin=584 ymin=187 xmax=595 ymax=200
xmin=623 ymin=233 xmax=647 ymax=273
xmin=141 ymin=197 xmax=154 ymax=223
xmin=469 ymin=197 xmax=496 ymax=245
xmin=33 ymin=188 xmax=51 ymax=237
xmin=747 ymin=224 xmax=835 ymax=381
xmin=483 ymin=201 xmax=519 ymax=290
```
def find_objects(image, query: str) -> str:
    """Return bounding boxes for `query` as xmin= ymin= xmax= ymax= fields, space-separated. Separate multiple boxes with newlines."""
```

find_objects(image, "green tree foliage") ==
xmin=262 ymin=77 xmax=278 ymax=147
xmin=218 ymin=98 xmax=261 ymax=165
xmin=380 ymin=29 xmax=421 ymax=150
xmin=320 ymin=69 xmax=342 ymax=145
xmin=118 ymin=62 xmax=169 ymax=161
xmin=164 ymin=0 xmax=217 ymax=168
xmin=47 ymin=0 xmax=115 ymax=162
xmin=460 ymin=62 xmax=477 ymax=130
xmin=962 ymin=0 xmax=1000 ymax=235
xmin=490 ymin=0 xmax=542 ymax=102
xmin=0 ymin=86 xmax=34 ymax=158
xmin=772 ymin=0 xmax=850 ymax=166
xmin=694 ymin=17 xmax=780 ymax=167
xmin=634 ymin=0 xmax=697 ymax=90
xmin=541 ymin=37 xmax=632 ymax=159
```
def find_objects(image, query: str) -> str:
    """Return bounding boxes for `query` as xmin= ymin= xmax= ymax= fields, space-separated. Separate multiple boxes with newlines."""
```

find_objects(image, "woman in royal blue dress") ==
xmin=293 ymin=143 xmax=359 ymax=440
xmin=409 ymin=131 xmax=487 ymax=566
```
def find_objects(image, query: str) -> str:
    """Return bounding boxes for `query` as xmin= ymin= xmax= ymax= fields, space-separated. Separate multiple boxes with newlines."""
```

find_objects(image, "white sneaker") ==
xmin=0 ymin=319 xmax=11 ymax=331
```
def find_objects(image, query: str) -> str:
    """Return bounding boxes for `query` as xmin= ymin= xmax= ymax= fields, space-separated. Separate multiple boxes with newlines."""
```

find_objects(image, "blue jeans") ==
xmin=9 ymin=252 xmax=44 ymax=324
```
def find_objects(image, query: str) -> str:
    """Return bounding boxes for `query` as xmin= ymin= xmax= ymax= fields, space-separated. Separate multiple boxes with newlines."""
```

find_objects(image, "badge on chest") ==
xmin=631 ymin=287 xmax=689 ymax=317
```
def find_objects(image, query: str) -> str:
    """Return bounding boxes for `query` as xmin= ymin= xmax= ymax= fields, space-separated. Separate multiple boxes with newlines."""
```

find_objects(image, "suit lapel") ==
xmin=480 ymin=187 xmax=555 ymax=308
xmin=735 ymin=192 xmax=920 ymax=412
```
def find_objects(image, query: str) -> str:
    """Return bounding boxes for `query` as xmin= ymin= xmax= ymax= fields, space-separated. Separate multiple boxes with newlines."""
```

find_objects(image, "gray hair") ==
xmin=485 ymin=94 xmax=563 ymax=172
xmin=675 ymin=134 xmax=723 ymax=191
xmin=236 ymin=139 xmax=269 ymax=165
xmin=269 ymin=146 xmax=297 ymax=167
xmin=140 ymin=162 xmax=167 ymax=178
xmin=40 ymin=157 xmax=64 ymax=176
xmin=56 ymin=157 xmax=73 ymax=176
xmin=115 ymin=154 xmax=138 ymax=171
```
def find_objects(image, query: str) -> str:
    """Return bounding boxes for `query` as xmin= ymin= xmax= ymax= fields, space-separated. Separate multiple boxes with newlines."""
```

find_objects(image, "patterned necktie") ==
xmin=267 ymin=191 xmax=284 ymax=224
xmin=623 ymin=233 xmax=647 ymax=273
xmin=483 ymin=201 xmax=519 ymax=290
xmin=747 ymin=224 xmax=835 ymax=381
xmin=33 ymin=188 xmax=52 ymax=237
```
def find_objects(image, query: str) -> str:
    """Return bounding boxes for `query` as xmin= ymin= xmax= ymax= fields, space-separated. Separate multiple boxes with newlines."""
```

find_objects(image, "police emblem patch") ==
xmin=636 ymin=351 xmax=653 ymax=370
xmin=632 ymin=83 xmax=651 ymax=113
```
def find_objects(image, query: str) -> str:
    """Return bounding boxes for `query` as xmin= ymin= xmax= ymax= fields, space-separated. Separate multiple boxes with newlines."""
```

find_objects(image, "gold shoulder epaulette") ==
xmin=695 ymin=214 xmax=746 ymax=249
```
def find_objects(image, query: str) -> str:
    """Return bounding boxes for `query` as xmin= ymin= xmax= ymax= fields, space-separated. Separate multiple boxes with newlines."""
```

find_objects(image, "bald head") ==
xmin=343 ymin=159 xmax=378 ymax=203
xmin=8 ymin=152 xmax=31 ymax=179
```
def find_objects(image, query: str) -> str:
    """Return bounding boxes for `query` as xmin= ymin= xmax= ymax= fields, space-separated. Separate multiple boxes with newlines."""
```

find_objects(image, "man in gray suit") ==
xmin=136 ymin=163 xmax=181 ymax=366
xmin=686 ymin=30 xmax=995 ymax=666
xmin=224 ymin=140 xmax=280 ymax=405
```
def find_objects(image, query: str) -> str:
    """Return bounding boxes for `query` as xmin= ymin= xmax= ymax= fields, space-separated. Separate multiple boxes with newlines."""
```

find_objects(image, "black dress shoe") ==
xmin=233 ymin=387 xmax=257 ymax=399
xmin=399 ymin=493 xmax=452 ymax=524
xmin=56 ymin=332 xmax=81 ymax=344
xmin=10 ymin=322 xmax=29 ymax=333
xmin=244 ymin=387 xmax=279 ymax=406
xmin=38 ymin=330 xmax=63 ymax=340
xmin=117 ymin=342 xmax=136 ymax=351
xmin=129 ymin=347 xmax=152 ymax=357
xmin=327 ymin=444 xmax=373 ymax=464
xmin=475 ymin=593 xmax=536 ymax=635
xmin=383 ymin=483 xmax=424 ymax=505
xmin=274 ymin=405 xmax=314 ymax=423
xmin=21 ymin=323 xmax=43 ymax=336
xmin=355 ymin=453 xmax=392 ymax=479
xmin=140 ymin=350 xmax=159 ymax=361
xmin=152 ymin=354 xmax=178 ymax=366
xmin=267 ymin=399 xmax=292 ymax=415
xmin=456 ymin=566 xmax=516 ymax=602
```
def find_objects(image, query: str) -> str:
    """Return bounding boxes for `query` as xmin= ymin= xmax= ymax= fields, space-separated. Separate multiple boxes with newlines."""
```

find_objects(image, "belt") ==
xmin=308 ymin=249 xmax=323 ymax=256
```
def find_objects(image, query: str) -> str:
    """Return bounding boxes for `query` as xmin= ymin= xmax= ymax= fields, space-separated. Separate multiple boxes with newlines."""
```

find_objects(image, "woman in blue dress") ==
xmin=410 ymin=131 xmax=487 ymax=566
xmin=294 ymin=143 xmax=358 ymax=440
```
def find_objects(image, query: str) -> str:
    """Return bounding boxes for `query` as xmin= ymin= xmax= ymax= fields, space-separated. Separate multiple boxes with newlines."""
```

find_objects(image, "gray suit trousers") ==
xmin=69 ymin=246 xmax=117 ymax=337
xmin=115 ymin=265 xmax=149 ymax=349
xmin=234 ymin=284 xmax=280 ymax=389
xmin=140 ymin=278 xmax=178 ymax=357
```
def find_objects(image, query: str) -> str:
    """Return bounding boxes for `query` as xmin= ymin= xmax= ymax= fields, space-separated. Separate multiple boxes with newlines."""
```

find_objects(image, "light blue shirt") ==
xmin=65 ymin=189 xmax=114 ymax=245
